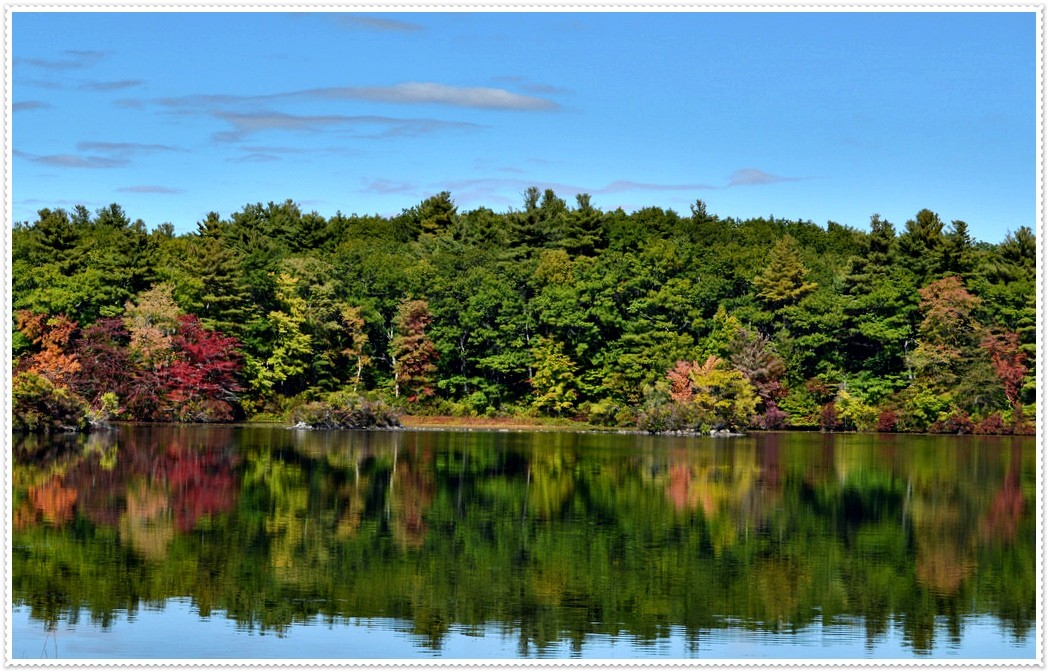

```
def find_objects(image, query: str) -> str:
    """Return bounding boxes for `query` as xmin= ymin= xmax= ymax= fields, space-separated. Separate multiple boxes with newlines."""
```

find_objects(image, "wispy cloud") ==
xmin=80 ymin=79 xmax=145 ymax=92
xmin=211 ymin=110 xmax=483 ymax=142
xmin=16 ymin=78 xmax=64 ymax=90
xmin=15 ymin=141 xmax=181 ymax=170
xmin=316 ymin=82 xmax=559 ymax=111
xmin=150 ymin=82 xmax=560 ymax=112
xmin=13 ymin=100 xmax=50 ymax=112
xmin=229 ymin=153 xmax=282 ymax=163
xmin=597 ymin=179 xmax=718 ymax=194
xmin=363 ymin=179 xmax=419 ymax=195
xmin=15 ymin=149 xmax=127 ymax=169
xmin=76 ymin=141 xmax=181 ymax=154
xmin=422 ymin=169 xmax=803 ymax=210
xmin=727 ymin=168 xmax=803 ymax=186
xmin=118 ymin=185 xmax=184 ymax=194
xmin=331 ymin=14 xmax=425 ymax=32
xmin=16 ymin=49 xmax=108 ymax=70
xmin=490 ymin=75 xmax=571 ymax=96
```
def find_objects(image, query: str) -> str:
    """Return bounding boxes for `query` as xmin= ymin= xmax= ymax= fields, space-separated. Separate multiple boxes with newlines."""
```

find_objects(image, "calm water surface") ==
xmin=11 ymin=426 xmax=1037 ymax=660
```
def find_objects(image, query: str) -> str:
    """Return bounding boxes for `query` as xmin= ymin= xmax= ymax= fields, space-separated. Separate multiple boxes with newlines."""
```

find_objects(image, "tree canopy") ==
xmin=11 ymin=196 xmax=1036 ymax=434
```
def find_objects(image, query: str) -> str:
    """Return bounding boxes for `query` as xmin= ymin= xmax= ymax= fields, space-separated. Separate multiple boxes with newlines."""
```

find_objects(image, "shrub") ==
xmin=930 ymin=410 xmax=975 ymax=434
xmin=974 ymin=412 xmax=1007 ymax=435
xmin=13 ymin=372 xmax=89 ymax=433
xmin=1011 ymin=406 xmax=1035 ymax=435
xmin=780 ymin=386 xmax=819 ymax=429
xmin=636 ymin=401 xmax=708 ymax=434
xmin=896 ymin=387 xmax=951 ymax=432
xmin=583 ymin=397 xmax=623 ymax=427
xmin=835 ymin=390 xmax=879 ymax=432
xmin=290 ymin=393 xmax=401 ymax=429
xmin=755 ymin=401 xmax=788 ymax=430
xmin=875 ymin=409 xmax=899 ymax=433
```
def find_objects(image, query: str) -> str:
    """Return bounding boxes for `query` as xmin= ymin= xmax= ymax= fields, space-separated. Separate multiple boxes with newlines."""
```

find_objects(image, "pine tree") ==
xmin=753 ymin=235 xmax=817 ymax=308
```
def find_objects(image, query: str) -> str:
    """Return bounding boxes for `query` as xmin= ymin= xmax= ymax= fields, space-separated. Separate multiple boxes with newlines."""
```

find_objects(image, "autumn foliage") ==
xmin=13 ymin=308 xmax=245 ymax=429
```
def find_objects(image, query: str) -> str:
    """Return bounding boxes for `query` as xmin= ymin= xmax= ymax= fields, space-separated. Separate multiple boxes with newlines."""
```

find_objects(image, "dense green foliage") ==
xmin=12 ymin=427 xmax=1035 ymax=656
xmin=11 ymin=195 xmax=1035 ymax=432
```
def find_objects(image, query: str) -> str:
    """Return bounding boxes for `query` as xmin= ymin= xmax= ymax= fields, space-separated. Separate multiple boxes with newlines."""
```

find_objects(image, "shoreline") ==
xmin=397 ymin=415 xmax=593 ymax=432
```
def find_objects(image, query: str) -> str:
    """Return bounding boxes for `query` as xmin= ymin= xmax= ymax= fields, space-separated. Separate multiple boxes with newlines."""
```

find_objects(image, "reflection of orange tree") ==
xmin=904 ymin=444 xmax=980 ymax=597
xmin=12 ymin=435 xmax=84 ymax=530
xmin=658 ymin=442 xmax=778 ymax=555
xmin=119 ymin=479 xmax=175 ymax=561
xmin=28 ymin=477 xmax=78 ymax=526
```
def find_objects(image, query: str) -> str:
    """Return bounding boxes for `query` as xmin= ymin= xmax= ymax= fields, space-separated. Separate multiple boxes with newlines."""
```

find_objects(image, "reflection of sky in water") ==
xmin=12 ymin=600 xmax=1034 ymax=660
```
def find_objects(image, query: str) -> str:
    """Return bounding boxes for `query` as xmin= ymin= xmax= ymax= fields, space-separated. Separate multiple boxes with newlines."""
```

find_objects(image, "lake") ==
xmin=10 ymin=425 xmax=1037 ymax=660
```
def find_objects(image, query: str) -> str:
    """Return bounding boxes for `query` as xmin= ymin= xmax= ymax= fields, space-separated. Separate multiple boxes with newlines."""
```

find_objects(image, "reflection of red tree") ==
xmin=981 ymin=444 xmax=1024 ymax=543
xmin=33 ymin=428 xmax=239 ymax=536
xmin=165 ymin=447 xmax=237 ymax=533
xmin=760 ymin=434 xmax=782 ymax=488
xmin=392 ymin=451 xmax=434 ymax=549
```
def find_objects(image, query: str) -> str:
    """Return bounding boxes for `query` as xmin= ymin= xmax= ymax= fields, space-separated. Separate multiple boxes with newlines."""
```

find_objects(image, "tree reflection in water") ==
xmin=11 ymin=427 xmax=1036 ymax=657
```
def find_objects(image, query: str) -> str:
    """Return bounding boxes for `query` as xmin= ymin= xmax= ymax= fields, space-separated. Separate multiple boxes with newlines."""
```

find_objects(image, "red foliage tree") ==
xmin=69 ymin=317 xmax=132 ymax=406
xmin=162 ymin=315 xmax=243 ymax=421
xmin=875 ymin=409 xmax=899 ymax=433
xmin=391 ymin=299 xmax=438 ymax=402
xmin=980 ymin=330 xmax=1027 ymax=410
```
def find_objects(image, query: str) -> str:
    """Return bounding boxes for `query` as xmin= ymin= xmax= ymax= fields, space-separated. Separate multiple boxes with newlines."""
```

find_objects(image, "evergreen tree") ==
xmin=753 ymin=234 xmax=817 ymax=309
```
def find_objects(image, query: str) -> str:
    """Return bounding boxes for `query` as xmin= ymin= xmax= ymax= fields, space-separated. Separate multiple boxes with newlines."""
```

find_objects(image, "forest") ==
xmin=10 ymin=189 xmax=1037 ymax=434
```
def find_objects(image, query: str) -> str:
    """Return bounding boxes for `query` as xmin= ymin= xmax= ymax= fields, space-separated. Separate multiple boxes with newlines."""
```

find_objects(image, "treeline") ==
xmin=10 ymin=189 xmax=1036 ymax=433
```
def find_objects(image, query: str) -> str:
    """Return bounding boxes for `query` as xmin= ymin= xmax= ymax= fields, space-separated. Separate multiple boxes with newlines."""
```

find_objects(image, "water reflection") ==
xmin=11 ymin=427 xmax=1036 ymax=658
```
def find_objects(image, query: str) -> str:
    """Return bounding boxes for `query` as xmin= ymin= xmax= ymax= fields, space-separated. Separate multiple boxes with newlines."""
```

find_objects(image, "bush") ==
xmin=636 ymin=401 xmax=708 ymax=434
xmin=875 ymin=409 xmax=899 ymax=433
xmin=835 ymin=390 xmax=879 ymax=432
xmin=896 ymin=387 xmax=951 ymax=432
xmin=779 ymin=386 xmax=819 ymax=429
xmin=755 ymin=401 xmax=788 ymax=430
xmin=974 ymin=412 xmax=1007 ymax=435
xmin=930 ymin=410 xmax=975 ymax=434
xmin=290 ymin=392 xmax=401 ymax=429
xmin=583 ymin=397 xmax=623 ymax=427
xmin=13 ymin=372 xmax=89 ymax=433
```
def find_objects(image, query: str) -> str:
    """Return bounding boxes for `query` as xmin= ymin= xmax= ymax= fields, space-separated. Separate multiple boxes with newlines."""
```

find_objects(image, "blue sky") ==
xmin=11 ymin=10 xmax=1037 ymax=242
